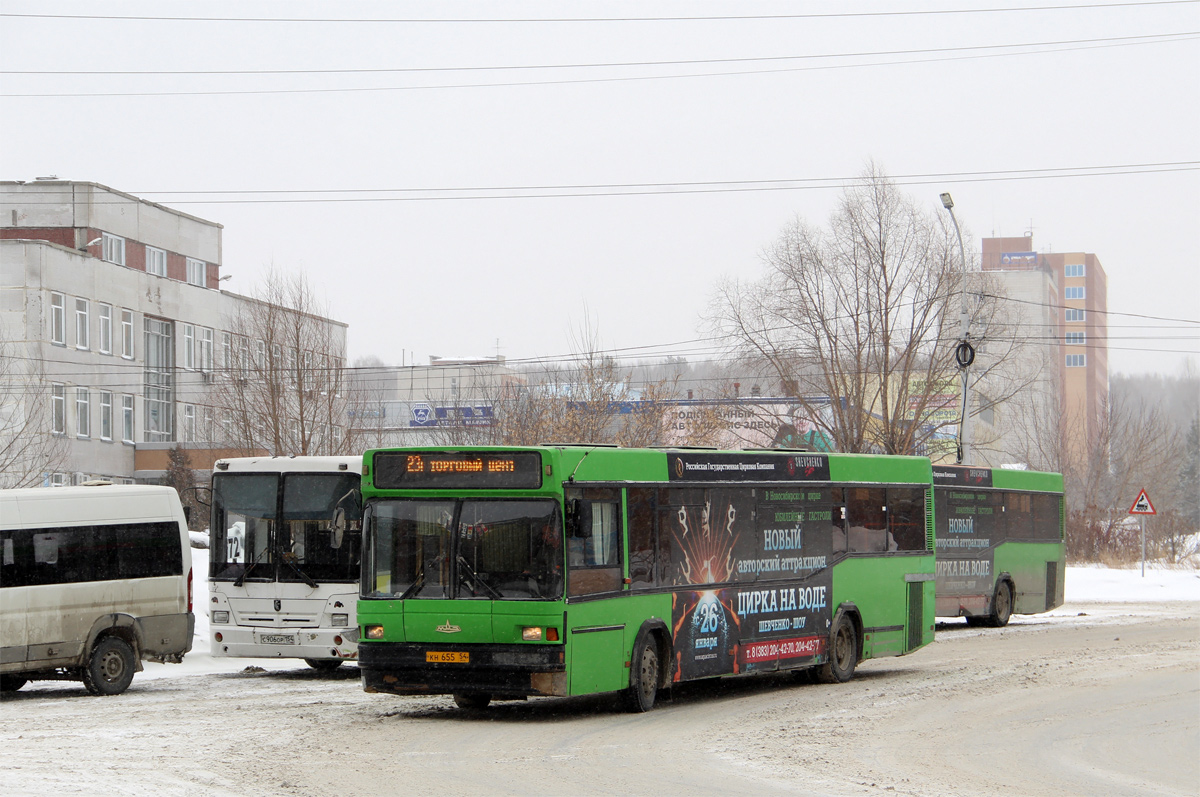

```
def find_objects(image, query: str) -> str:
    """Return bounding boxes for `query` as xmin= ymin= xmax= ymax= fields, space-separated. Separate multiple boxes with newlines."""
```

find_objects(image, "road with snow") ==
xmin=2 ymin=568 xmax=1198 ymax=796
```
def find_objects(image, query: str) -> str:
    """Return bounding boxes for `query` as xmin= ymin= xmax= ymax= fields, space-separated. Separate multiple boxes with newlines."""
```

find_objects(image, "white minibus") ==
xmin=0 ymin=484 xmax=194 ymax=695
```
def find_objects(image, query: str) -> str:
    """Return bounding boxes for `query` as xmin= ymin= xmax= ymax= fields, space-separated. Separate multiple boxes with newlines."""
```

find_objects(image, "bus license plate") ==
xmin=260 ymin=634 xmax=295 ymax=645
xmin=426 ymin=651 xmax=469 ymax=664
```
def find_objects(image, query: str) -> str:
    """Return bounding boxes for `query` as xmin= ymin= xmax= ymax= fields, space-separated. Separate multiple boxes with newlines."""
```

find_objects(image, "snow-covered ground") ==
xmin=134 ymin=550 xmax=1200 ymax=683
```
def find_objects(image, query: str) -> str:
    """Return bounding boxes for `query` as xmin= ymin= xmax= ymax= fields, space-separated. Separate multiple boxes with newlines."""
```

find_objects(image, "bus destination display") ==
xmin=373 ymin=451 xmax=543 ymax=490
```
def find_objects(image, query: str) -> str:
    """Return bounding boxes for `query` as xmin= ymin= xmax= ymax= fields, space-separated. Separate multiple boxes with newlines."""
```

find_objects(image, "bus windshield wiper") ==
xmin=397 ymin=569 xmax=425 ymax=600
xmin=457 ymin=555 xmax=501 ymax=599
xmin=234 ymin=546 xmax=271 ymax=588
xmin=281 ymin=557 xmax=318 ymax=589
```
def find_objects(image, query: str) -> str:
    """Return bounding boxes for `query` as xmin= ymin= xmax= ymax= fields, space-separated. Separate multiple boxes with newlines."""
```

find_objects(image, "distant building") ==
xmin=0 ymin=180 xmax=347 ymax=485
xmin=979 ymin=235 xmax=1109 ymax=466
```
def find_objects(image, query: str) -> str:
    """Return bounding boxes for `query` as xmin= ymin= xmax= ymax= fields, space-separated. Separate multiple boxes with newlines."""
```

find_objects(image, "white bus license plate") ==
xmin=260 ymin=634 xmax=295 ymax=645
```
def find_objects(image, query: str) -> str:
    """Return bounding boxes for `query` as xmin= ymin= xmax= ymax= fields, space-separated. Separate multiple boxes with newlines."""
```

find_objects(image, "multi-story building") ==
xmin=979 ymin=235 xmax=1109 ymax=467
xmin=0 ymin=180 xmax=348 ymax=486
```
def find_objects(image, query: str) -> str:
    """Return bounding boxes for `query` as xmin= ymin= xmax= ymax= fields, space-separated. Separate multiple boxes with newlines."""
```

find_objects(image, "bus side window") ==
xmin=831 ymin=487 xmax=847 ymax=553
xmin=627 ymin=488 xmax=656 ymax=589
xmin=566 ymin=488 xmax=623 ymax=596
xmin=846 ymin=487 xmax=890 ymax=552
xmin=887 ymin=488 xmax=927 ymax=551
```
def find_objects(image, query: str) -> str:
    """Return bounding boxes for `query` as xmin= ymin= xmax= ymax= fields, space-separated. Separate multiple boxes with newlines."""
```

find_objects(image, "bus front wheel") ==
xmin=83 ymin=636 xmax=136 ymax=696
xmin=624 ymin=635 xmax=660 ymax=712
xmin=985 ymin=581 xmax=1013 ymax=628
xmin=304 ymin=659 xmax=343 ymax=672
xmin=453 ymin=692 xmax=492 ymax=710
xmin=817 ymin=614 xmax=858 ymax=684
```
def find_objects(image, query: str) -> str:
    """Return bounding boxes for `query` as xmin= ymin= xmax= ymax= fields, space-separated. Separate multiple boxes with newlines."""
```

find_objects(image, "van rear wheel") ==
xmin=0 ymin=674 xmax=28 ymax=692
xmin=83 ymin=636 xmax=136 ymax=696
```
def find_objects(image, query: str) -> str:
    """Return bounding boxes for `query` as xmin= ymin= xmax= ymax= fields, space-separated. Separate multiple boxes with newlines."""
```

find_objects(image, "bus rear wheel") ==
xmin=453 ymin=692 xmax=492 ymax=710
xmin=304 ymin=659 xmax=343 ymax=672
xmin=82 ymin=636 xmax=136 ymax=696
xmin=985 ymin=581 xmax=1013 ymax=628
xmin=624 ymin=635 xmax=660 ymax=712
xmin=817 ymin=614 xmax=858 ymax=684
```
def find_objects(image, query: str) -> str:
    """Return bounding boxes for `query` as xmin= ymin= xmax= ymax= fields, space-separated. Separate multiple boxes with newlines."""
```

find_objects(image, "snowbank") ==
xmin=1065 ymin=564 xmax=1200 ymax=603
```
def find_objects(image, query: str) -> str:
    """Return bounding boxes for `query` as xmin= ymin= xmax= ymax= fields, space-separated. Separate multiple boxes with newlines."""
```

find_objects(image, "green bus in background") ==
xmin=932 ymin=465 xmax=1065 ymax=627
xmin=356 ymin=446 xmax=937 ymax=711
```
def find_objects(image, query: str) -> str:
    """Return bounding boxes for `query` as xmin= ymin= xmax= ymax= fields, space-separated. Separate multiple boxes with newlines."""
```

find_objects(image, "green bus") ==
xmin=932 ymin=465 xmax=1065 ymax=627
xmin=356 ymin=446 xmax=937 ymax=711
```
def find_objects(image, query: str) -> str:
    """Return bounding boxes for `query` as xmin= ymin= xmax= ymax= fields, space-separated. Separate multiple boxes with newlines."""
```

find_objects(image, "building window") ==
xmin=1065 ymin=308 xmax=1085 ymax=322
xmin=74 ymin=298 xmax=90 ymax=350
xmin=146 ymin=246 xmax=167 ymax=277
xmin=144 ymin=318 xmax=175 ymax=442
xmin=203 ymin=406 xmax=215 ymax=441
xmin=98 ymin=304 xmax=113 ymax=354
xmin=121 ymin=310 xmax=135 ymax=358
xmin=221 ymin=331 xmax=232 ymax=370
xmin=50 ymin=292 xmax=65 ymax=345
xmin=186 ymin=258 xmax=206 ymax=287
xmin=1066 ymin=354 xmax=1087 ymax=368
xmin=1065 ymin=331 xmax=1086 ymax=345
xmin=182 ymin=324 xmax=195 ymax=370
xmin=51 ymin=383 xmax=66 ymax=434
xmin=100 ymin=391 xmax=113 ymax=440
xmin=199 ymin=328 xmax=214 ymax=371
xmin=1065 ymin=286 xmax=1085 ymax=300
xmin=75 ymin=388 xmax=90 ymax=438
xmin=1065 ymin=264 xmax=1085 ymax=278
xmin=122 ymin=395 xmax=135 ymax=443
xmin=102 ymin=233 xmax=126 ymax=266
xmin=183 ymin=404 xmax=196 ymax=442
xmin=49 ymin=472 xmax=68 ymax=487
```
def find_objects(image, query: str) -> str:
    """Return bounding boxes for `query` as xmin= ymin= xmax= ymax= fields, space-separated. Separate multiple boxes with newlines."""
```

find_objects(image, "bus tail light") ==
xmin=187 ymin=568 xmax=193 ymax=613
xmin=365 ymin=624 xmax=384 ymax=640
xmin=522 ymin=626 xmax=543 ymax=641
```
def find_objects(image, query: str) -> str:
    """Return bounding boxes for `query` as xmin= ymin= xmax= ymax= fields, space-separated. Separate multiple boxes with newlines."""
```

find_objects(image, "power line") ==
xmin=5 ymin=33 xmax=1195 ymax=98
xmin=4 ymin=163 xmax=1196 ymax=205
xmin=3 ymin=3 xmax=1195 ymax=25
xmin=4 ymin=32 xmax=1192 ymax=77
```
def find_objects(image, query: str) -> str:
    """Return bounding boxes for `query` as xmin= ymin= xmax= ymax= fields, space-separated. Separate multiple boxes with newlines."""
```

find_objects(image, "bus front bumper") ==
xmin=210 ymin=626 xmax=358 ymax=661
xmin=359 ymin=642 xmax=567 ymax=697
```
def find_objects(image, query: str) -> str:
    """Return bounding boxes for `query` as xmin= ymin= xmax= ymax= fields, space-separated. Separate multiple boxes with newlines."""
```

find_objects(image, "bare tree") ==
xmin=710 ymin=164 xmax=1030 ymax=457
xmin=209 ymin=268 xmax=350 ymax=456
xmin=0 ymin=337 xmax=66 ymax=487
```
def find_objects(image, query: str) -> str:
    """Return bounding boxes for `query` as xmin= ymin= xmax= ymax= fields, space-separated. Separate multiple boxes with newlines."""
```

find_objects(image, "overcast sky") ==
xmin=3 ymin=1 xmax=1197 ymax=376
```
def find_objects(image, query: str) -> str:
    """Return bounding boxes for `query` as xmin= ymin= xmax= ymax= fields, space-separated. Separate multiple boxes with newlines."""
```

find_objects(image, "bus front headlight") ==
xmin=365 ymin=624 xmax=385 ymax=640
xmin=212 ymin=611 xmax=230 ymax=624
xmin=331 ymin=613 xmax=349 ymax=627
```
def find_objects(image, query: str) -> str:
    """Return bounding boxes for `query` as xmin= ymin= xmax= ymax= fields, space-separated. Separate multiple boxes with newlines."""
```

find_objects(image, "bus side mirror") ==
xmin=331 ymin=507 xmax=347 ymax=549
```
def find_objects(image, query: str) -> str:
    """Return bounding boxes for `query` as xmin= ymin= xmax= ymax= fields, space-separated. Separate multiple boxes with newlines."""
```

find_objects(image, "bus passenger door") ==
xmin=565 ymin=492 xmax=626 ymax=695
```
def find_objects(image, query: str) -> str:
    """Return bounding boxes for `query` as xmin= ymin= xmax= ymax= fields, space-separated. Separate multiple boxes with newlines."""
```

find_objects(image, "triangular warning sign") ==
xmin=1129 ymin=489 xmax=1156 ymax=515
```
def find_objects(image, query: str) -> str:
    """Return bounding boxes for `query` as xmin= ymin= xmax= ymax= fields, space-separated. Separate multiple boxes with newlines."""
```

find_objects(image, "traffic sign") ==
xmin=1129 ymin=489 xmax=1156 ymax=515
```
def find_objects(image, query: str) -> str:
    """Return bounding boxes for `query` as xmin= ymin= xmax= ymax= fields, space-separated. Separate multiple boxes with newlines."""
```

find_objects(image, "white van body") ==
xmin=208 ymin=456 xmax=361 ymax=669
xmin=0 ymin=484 xmax=194 ymax=695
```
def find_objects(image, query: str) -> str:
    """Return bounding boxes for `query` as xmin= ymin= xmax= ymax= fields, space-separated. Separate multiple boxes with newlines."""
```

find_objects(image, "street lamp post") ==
xmin=940 ymin=192 xmax=974 ymax=466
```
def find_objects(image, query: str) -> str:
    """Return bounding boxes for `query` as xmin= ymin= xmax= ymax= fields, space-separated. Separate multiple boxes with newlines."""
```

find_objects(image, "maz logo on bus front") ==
xmin=436 ymin=620 xmax=462 ymax=634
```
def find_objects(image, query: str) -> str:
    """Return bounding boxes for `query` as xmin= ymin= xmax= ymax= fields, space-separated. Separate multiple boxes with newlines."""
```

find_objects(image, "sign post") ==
xmin=1128 ymin=489 xmax=1156 ymax=577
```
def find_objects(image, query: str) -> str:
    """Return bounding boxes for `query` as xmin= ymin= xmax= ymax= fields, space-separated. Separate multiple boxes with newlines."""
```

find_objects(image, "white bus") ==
xmin=207 ymin=456 xmax=362 ymax=669
xmin=0 ymin=484 xmax=194 ymax=695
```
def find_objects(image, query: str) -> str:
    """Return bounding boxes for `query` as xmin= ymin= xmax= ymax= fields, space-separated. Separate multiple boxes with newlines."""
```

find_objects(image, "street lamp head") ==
xmin=940 ymin=192 xmax=954 ymax=210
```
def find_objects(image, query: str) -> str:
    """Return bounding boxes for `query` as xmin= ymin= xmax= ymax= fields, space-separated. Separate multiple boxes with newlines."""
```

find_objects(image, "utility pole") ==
xmin=940 ymin=192 xmax=975 ymax=465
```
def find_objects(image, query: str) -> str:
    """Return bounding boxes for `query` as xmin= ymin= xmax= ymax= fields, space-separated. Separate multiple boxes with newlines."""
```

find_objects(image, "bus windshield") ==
xmin=365 ymin=499 xmax=562 ymax=601
xmin=211 ymin=472 xmax=362 ymax=583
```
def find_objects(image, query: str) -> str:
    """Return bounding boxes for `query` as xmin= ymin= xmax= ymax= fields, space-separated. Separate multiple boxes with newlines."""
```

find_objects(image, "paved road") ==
xmin=3 ymin=601 xmax=1197 ymax=796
